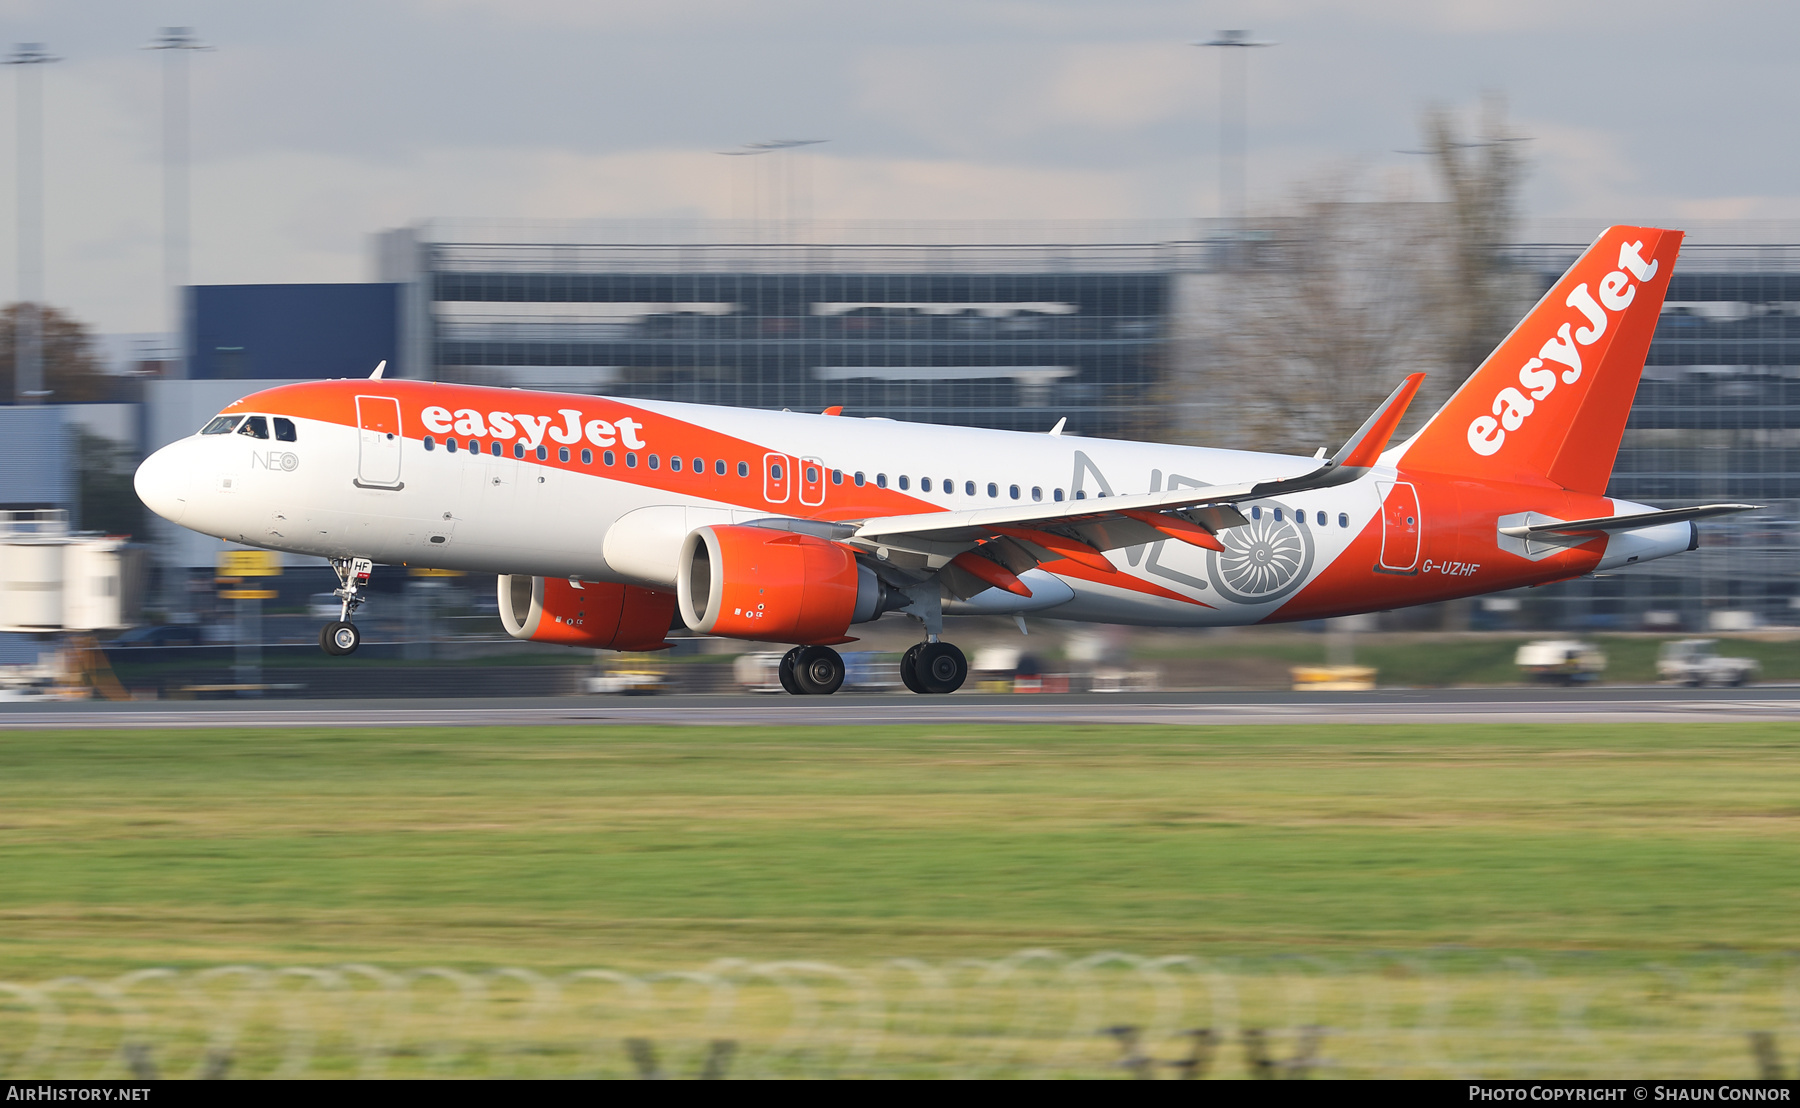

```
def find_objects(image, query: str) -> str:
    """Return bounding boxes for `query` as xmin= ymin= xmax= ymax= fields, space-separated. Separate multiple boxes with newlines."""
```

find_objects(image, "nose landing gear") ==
xmin=320 ymin=556 xmax=373 ymax=656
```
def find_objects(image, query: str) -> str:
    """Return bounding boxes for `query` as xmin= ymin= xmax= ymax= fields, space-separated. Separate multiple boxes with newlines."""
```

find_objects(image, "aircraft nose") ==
xmin=134 ymin=442 xmax=192 ymax=524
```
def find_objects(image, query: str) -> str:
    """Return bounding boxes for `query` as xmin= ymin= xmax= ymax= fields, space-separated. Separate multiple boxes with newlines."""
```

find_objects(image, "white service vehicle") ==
xmin=1657 ymin=639 xmax=1759 ymax=687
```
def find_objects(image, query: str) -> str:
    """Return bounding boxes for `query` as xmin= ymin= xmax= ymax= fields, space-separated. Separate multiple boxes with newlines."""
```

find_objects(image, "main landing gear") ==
xmin=320 ymin=556 xmax=373 ymax=657
xmin=775 ymin=641 xmax=968 ymax=695
xmin=779 ymin=645 xmax=846 ymax=695
xmin=900 ymin=641 xmax=968 ymax=695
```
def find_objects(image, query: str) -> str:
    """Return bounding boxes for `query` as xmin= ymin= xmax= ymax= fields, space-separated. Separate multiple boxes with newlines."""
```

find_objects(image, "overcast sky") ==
xmin=3 ymin=0 xmax=1797 ymax=336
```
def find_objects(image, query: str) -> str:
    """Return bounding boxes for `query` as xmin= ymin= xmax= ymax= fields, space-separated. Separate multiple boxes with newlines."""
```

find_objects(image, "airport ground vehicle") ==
xmin=135 ymin=227 xmax=1754 ymax=695
xmin=1515 ymin=639 xmax=1607 ymax=685
xmin=1657 ymin=639 xmax=1760 ymax=687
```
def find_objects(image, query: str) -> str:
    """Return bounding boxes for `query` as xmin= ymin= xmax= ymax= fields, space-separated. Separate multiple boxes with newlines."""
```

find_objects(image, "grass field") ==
xmin=2 ymin=721 xmax=1798 ymax=1076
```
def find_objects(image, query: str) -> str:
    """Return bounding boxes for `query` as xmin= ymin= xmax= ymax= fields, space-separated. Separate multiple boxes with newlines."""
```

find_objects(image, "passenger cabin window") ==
xmin=273 ymin=417 xmax=296 ymax=442
xmin=627 ymin=453 xmax=639 ymax=468
xmin=426 ymin=436 xmax=438 ymax=451
xmin=987 ymin=482 xmax=998 ymax=498
xmin=237 ymin=416 xmax=269 ymax=439
xmin=490 ymin=442 xmax=502 ymax=457
xmin=832 ymin=469 xmax=843 ymax=485
xmin=1032 ymin=487 xmax=1042 ymax=502
xmin=537 ymin=445 xmax=549 ymax=461
xmin=200 ymin=415 xmax=241 ymax=435
xmin=943 ymin=478 xmax=953 ymax=494
xmin=716 ymin=459 xmax=727 ymax=476
xmin=854 ymin=472 xmax=865 ymax=486
xmin=738 ymin=461 xmax=749 ymax=477
xmin=1316 ymin=511 xmax=1326 ymax=526
xmin=964 ymin=481 xmax=975 ymax=496
xmin=649 ymin=454 xmax=661 ymax=470
xmin=1009 ymin=484 xmax=1020 ymax=500
xmin=581 ymin=448 xmax=592 ymax=465
xmin=692 ymin=457 xmax=703 ymax=473
xmin=876 ymin=474 xmax=888 ymax=489
xmin=920 ymin=477 xmax=932 ymax=492
xmin=1053 ymin=489 xmax=1064 ymax=502
xmin=443 ymin=438 xmax=454 ymax=453
xmin=898 ymin=475 xmax=910 ymax=491
xmin=1338 ymin=512 xmax=1349 ymax=528
xmin=604 ymin=450 xmax=616 ymax=466
xmin=768 ymin=462 xmax=782 ymax=480
xmin=670 ymin=456 xmax=682 ymax=472
xmin=559 ymin=447 xmax=570 ymax=463
xmin=514 ymin=443 xmax=526 ymax=459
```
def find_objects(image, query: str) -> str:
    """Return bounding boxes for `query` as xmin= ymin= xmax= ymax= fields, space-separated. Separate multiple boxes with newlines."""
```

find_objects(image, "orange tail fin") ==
xmin=1399 ymin=225 xmax=1682 ymax=494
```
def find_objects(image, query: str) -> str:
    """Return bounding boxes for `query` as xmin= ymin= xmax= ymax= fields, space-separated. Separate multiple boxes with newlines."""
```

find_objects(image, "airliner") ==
xmin=134 ymin=226 xmax=1751 ymax=694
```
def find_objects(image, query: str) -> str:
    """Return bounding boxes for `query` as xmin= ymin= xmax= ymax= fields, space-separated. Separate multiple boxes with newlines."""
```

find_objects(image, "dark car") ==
xmin=104 ymin=624 xmax=204 ymax=648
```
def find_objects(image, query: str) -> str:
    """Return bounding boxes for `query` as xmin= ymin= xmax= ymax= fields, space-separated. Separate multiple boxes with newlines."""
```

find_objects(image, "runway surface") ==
xmin=6 ymin=685 xmax=1800 ymax=729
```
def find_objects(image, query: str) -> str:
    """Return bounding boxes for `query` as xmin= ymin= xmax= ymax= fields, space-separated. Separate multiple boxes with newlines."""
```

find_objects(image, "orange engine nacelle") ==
xmin=677 ymin=525 xmax=885 ymax=644
xmin=497 ymin=574 xmax=676 ymax=651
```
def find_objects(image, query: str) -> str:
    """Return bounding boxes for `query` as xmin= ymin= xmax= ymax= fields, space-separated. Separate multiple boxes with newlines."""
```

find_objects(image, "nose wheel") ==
xmin=321 ymin=621 xmax=361 ymax=656
xmin=779 ymin=645 xmax=846 ymax=695
xmin=319 ymin=556 xmax=373 ymax=657
xmin=901 ymin=641 xmax=967 ymax=694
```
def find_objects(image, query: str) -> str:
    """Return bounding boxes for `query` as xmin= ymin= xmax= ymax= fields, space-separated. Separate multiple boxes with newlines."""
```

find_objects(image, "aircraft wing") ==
xmin=847 ymin=372 xmax=1427 ymax=551
xmin=1498 ymin=503 xmax=1759 ymax=538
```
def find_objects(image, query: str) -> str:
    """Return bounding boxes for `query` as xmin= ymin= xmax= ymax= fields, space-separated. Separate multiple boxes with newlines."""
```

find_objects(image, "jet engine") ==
xmin=677 ymin=524 xmax=890 ymax=644
xmin=497 ymin=574 xmax=676 ymax=651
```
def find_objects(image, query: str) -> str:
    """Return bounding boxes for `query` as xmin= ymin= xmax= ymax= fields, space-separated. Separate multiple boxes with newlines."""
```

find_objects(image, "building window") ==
xmin=670 ymin=455 xmax=682 ymax=472
xmin=238 ymin=416 xmax=269 ymax=439
xmin=424 ymin=436 xmax=436 ymax=451
xmin=559 ymin=447 xmax=570 ymax=463
xmin=920 ymin=477 xmax=932 ymax=492
xmin=987 ymin=482 xmax=998 ymax=498
xmin=581 ymin=448 xmax=592 ymax=465
xmin=876 ymin=474 xmax=888 ymax=488
xmin=898 ymin=475 xmax=909 ymax=490
xmin=627 ymin=453 xmax=638 ymax=468
xmin=1032 ymin=487 xmax=1042 ymax=502
xmin=514 ymin=442 xmax=526 ymax=459
xmin=649 ymin=454 xmax=661 ymax=470
xmin=738 ymin=461 xmax=749 ymax=477
xmin=1009 ymin=484 xmax=1020 ymax=500
xmin=273 ymin=417 xmax=296 ymax=442
xmin=604 ymin=450 xmax=615 ymax=466
xmin=537 ymin=445 xmax=548 ymax=461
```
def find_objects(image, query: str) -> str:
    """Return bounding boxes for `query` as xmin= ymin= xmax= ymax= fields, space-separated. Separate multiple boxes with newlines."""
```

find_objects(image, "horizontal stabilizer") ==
xmin=1499 ymin=503 xmax=1758 ymax=539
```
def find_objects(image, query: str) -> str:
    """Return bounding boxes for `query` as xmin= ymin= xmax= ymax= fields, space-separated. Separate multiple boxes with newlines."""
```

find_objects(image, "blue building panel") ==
xmin=188 ymin=283 xmax=399 ymax=381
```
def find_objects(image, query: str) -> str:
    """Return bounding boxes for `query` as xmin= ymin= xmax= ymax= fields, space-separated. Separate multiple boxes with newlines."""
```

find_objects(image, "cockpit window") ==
xmin=201 ymin=415 xmax=243 ymax=435
xmin=273 ymin=417 xmax=296 ymax=442
xmin=237 ymin=416 xmax=269 ymax=440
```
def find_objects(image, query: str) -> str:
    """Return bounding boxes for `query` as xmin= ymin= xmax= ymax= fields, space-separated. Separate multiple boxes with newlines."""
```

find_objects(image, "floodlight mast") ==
xmin=145 ymin=27 xmax=212 ymax=365
xmin=717 ymin=139 xmax=827 ymax=240
xmin=6 ymin=43 xmax=57 ymax=404
xmin=1197 ymin=31 xmax=1272 ymax=228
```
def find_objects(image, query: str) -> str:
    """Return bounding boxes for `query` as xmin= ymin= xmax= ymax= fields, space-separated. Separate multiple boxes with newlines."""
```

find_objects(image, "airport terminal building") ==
xmin=101 ymin=218 xmax=1800 ymax=630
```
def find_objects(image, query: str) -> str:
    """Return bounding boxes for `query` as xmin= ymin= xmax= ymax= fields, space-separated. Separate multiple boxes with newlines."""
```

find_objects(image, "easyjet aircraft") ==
xmin=135 ymin=226 xmax=1751 ymax=694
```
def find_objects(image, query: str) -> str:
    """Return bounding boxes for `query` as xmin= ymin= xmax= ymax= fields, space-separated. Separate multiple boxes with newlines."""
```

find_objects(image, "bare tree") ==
xmin=0 ymin=302 xmax=113 ymax=403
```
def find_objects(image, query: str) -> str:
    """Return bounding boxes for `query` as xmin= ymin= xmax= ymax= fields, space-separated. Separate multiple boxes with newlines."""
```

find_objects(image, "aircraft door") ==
xmin=763 ymin=452 xmax=791 ymax=504
xmin=798 ymin=457 xmax=825 ymax=506
xmin=356 ymin=395 xmax=404 ymax=489
xmin=1377 ymin=481 xmax=1421 ymax=573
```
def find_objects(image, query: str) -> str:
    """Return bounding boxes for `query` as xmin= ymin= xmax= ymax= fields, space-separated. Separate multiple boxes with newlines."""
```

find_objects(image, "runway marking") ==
xmin=6 ymin=692 xmax=1800 ymax=730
